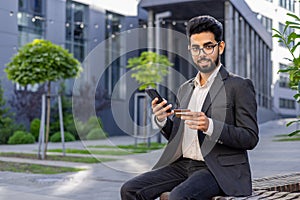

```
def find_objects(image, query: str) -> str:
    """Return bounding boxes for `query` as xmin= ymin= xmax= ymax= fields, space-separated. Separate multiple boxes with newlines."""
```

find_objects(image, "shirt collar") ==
xmin=193 ymin=64 xmax=222 ymax=87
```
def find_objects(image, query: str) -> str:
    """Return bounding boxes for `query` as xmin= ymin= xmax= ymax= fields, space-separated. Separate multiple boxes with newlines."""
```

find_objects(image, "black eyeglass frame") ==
xmin=189 ymin=41 xmax=221 ymax=56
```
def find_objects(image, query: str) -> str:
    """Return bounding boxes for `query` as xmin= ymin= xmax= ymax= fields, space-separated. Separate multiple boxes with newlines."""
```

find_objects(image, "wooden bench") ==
xmin=160 ymin=173 xmax=300 ymax=200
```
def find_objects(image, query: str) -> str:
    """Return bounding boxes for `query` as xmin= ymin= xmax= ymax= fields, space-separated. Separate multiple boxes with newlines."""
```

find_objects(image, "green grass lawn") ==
xmin=47 ymin=148 xmax=134 ymax=155
xmin=48 ymin=142 xmax=166 ymax=155
xmin=0 ymin=160 xmax=82 ymax=174
xmin=0 ymin=142 xmax=166 ymax=174
xmin=273 ymin=134 xmax=300 ymax=142
xmin=89 ymin=142 xmax=166 ymax=151
xmin=0 ymin=152 xmax=116 ymax=163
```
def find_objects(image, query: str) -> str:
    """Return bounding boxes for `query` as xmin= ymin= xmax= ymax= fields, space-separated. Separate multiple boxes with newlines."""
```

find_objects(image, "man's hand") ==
xmin=181 ymin=112 xmax=209 ymax=132
xmin=151 ymin=98 xmax=174 ymax=122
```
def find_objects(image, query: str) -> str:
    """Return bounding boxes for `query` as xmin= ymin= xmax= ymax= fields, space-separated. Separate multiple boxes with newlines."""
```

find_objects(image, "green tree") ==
xmin=126 ymin=51 xmax=173 ymax=90
xmin=5 ymin=39 xmax=82 ymax=157
xmin=126 ymin=51 xmax=173 ymax=144
xmin=273 ymin=13 xmax=300 ymax=136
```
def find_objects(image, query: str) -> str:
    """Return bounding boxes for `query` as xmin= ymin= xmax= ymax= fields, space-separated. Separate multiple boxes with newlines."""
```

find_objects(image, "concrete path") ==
xmin=0 ymin=118 xmax=299 ymax=200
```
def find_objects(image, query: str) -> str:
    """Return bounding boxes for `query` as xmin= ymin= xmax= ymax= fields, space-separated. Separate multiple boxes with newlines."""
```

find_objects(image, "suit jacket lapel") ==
xmin=202 ymin=66 xmax=228 ymax=113
xmin=153 ymin=80 xmax=194 ymax=169
xmin=179 ymin=80 xmax=194 ymax=108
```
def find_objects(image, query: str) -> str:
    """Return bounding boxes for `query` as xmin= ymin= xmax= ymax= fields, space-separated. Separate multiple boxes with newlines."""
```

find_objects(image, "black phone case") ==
xmin=145 ymin=88 xmax=171 ymax=113
xmin=145 ymin=88 xmax=163 ymax=103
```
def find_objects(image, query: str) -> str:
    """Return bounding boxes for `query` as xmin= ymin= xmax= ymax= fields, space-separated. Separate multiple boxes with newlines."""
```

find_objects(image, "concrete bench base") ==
xmin=159 ymin=173 xmax=300 ymax=200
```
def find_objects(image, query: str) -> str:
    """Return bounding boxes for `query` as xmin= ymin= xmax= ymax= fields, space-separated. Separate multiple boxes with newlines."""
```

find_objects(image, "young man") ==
xmin=121 ymin=15 xmax=259 ymax=200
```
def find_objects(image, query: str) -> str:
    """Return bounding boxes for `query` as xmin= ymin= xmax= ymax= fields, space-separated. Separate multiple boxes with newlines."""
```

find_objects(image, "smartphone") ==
xmin=145 ymin=88 xmax=171 ymax=113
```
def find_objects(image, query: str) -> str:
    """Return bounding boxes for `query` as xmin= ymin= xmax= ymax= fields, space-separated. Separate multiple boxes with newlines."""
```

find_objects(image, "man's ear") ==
xmin=219 ymin=41 xmax=225 ymax=55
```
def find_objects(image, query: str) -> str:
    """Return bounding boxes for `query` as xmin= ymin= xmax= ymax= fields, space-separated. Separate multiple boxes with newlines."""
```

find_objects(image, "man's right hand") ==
xmin=151 ymin=98 xmax=174 ymax=122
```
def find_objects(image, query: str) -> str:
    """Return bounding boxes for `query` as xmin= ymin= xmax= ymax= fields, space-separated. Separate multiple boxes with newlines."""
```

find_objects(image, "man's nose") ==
xmin=199 ymin=48 xmax=206 ymax=56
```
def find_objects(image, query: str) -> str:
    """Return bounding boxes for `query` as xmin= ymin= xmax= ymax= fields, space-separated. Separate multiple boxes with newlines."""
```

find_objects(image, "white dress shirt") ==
xmin=156 ymin=65 xmax=221 ymax=161
xmin=182 ymin=65 xmax=220 ymax=160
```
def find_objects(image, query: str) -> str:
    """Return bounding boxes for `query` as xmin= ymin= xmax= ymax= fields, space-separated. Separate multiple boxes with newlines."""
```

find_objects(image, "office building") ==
xmin=0 ymin=0 xmax=276 ymax=136
xmin=245 ymin=0 xmax=300 ymax=117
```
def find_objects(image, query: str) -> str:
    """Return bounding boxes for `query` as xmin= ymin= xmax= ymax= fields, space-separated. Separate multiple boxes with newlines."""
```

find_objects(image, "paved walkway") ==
xmin=0 ymin=118 xmax=299 ymax=200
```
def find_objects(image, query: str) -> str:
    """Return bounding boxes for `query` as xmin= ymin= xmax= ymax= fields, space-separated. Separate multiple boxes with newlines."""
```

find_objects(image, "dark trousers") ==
xmin=120 ymin=158 xmax=223 ymax=200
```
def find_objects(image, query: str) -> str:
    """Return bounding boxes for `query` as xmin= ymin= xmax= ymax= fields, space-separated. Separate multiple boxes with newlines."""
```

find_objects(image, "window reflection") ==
xmin=105 ymin=12 xmax=126 ymax=100
xmin=65 ymin=0 xmax=87 ymax=63
xmin=18 ymin=0 xmax=45 ymax=47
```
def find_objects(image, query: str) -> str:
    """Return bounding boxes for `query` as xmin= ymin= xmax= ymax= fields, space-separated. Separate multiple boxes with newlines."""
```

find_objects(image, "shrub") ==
xmin=64 ymin=114 xmax=79 ymax=139
xmin=8 ymin=131 xmax=35 ymax=144
xmin=0 ymin=118 xmax=16 ymax=144
xmin=76 ymin=117 xmax=104 ymax=140
xmin=50 ymin=131 xmax=75 ymax=143
xmin=74 ymin=119 xmax=88 ymax=139
xmin=84 ymin=117 xmax=103 ymax=133
xmin=86 ymin=128 xmax=107 ymax=140
xmin=30 ymin=118 xmax=41 ymax=141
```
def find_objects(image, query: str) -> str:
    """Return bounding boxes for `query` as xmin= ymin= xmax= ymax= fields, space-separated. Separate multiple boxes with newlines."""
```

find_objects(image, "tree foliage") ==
xmin=273 ymin=12 xmax=300 ymax=136
xmin=126 ymin=51 xmax=173 ymax=90
xmin=5 ymin=39 xmax=82 ymax=158
xmin=5 ymin=39 xmax=82 ymax=85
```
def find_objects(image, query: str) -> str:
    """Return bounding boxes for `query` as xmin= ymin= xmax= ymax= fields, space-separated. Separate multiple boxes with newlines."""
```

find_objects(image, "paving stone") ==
xmin=281 ymin=193 xmax=300 ymax=200
xmin=266 ymin=192 xmax=290 ymax=199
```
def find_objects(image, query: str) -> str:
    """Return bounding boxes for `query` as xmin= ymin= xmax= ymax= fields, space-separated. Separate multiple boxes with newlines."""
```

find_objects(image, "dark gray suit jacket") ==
xmin=153 ymin=66 xmax=259 ymax=196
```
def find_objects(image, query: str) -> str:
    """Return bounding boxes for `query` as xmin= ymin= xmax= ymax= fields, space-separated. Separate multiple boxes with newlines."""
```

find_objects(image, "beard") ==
xmin=196 ymin=52 xmax=220 ymax=73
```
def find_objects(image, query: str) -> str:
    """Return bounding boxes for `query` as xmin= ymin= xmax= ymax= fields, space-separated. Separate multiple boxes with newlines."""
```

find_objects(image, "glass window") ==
xmin=104 ymin=12 xmax=126 ymax=99
xmin=19 ymin=0 xmax=43 ymax=15
xmin=19 ymin=0 xmax=25 ymax=10
xmin=279 ymin=98 xmax=296 ymax=109
xmin=64 ymin=0 xmax=88 ymax=94
xmin=29 ymin=0 xmax=43 ymax=14
xmin=18 ymin=0 xmax=45 ymax=46
xmin=278 ymin=22 xmax=294 ymax=48
xmin=278 ymin=63 xmax=289 ymax=88
xmin=17 ymin=0 xmax=45 ymax=91
xmin=65 ymin=0 xmax=88 ymax=62
xmin=257 ymin=14 xmax=273 ymax=34
xmin=279 ymin=0 xmax=295 ymax=12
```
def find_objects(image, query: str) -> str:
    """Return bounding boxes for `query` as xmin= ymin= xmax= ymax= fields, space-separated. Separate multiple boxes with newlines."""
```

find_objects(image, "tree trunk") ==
xmin=143 ymin=97 xmax=147 ymax=143
xmin=43 ymin=81 xmax=51 ymax=159
xmin=143 ymin=96 xmax=150 ymax=147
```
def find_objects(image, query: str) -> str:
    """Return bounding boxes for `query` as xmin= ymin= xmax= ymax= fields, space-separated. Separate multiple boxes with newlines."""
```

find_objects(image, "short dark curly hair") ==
xmin=186 ymin=15 xmax=223 ymax=43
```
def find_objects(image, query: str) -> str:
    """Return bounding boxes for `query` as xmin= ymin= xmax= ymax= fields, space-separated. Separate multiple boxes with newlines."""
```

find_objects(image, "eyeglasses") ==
xmin=189 ymin=42 xmax=220 ymax=56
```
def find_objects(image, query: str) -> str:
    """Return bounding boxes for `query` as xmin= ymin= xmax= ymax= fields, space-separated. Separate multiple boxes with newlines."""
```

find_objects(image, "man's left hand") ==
xmin=181 ymin=112 xmax=209 ymax=132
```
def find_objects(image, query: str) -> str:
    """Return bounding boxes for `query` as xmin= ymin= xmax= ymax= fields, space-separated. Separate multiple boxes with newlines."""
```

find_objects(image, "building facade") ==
xmin=0 ymin=0 xmax=277 ymax=137
xmin=139 ymin=0 xmax=276 ymax=123
xmin=245 ymin=0 xmax=300 ymax=118
xmin=0 ymin=0 xmax=140 ymax=135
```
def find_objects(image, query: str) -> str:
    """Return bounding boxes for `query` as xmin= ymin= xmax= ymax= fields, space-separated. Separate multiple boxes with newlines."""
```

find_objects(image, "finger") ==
xmin=181 ymin=113 xmax=200 ymax=120
xmin=156 ymin=107 xmax=174 ymax=121
xmin=151 ymin=98 xmax=159 ymax=107
xmin=185 ymin=120 xmax=199 ymax=126
xmin=155 ymin=104 xmax=172 ymax=116
xmin=186 ymin=123 xmax=201 ymax=130
xmin=186 ymin=122 xmax=205 ymax=131
xmin=162 ymin=104 xmax=173 ymax=113
xmin=158 ymin=109 xmax=174 ymax=118
xmin=152 ymin=99 xmax=166 ymax=110
xmin=188 ymin=120 xmax=208 ymax=130
xmin=199 ymin=112 xmax=206 ymax=116
xmin=153 ymin=101 xmax=169 ymax=114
